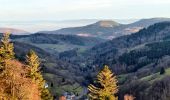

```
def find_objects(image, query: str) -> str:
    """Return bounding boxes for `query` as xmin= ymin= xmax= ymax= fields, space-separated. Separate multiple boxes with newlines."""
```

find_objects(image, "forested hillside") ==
xmin=58 ymin=21 xmax=170 ymax=99
xmin=87 ymin=22 xmax=170 ymax=100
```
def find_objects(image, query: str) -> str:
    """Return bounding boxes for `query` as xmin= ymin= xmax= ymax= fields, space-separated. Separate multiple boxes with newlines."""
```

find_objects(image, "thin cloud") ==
xmin=0 ymin=0 xmax=169 ymax=21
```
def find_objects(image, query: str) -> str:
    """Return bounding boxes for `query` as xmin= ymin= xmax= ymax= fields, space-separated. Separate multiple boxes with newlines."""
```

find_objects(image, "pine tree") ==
xmin=26 ymin=50 xmax=53 ymax=100
xmin=0 ymin=32 xmax=14 ymax=59
xmin=160 ymin=67 xmax=165 ymax=75
xmin=26 ymin=50 xmax=40 ymax=81
xmin=0 ymin=33 xmax=15 ymax=71
xmin=88 ymin=65 xmax=118 ymax=100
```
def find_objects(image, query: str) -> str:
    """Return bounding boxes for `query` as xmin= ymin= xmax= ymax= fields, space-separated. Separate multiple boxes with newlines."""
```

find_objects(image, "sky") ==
xmin=0 ymin=0 xmax=170 ymax=21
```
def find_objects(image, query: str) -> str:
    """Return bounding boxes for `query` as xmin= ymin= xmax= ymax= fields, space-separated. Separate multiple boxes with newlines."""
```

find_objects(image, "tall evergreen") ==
xmin=88 ymin=65 xmax=118 ymax=100
xmin=0 ymin=33 xmax=15 ymax=72
xmin=160 ymin=67 xmax=165 ymax=75
xmin=26 ymin=50 xmax=53 ymax=100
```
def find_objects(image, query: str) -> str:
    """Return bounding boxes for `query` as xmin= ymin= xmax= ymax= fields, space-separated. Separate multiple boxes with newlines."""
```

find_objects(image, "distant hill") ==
xmin=129 ymin=18 xmax=170 ymax=27
xmin=41 ymin=20 xmax=123 ymax=39
xmin=41 ymin=18 xmax=170 ymax=39
xmin=0 ymin=28 xmax=30 ymax=35
xmin=93 ymin=20 xmax=121 ymax=27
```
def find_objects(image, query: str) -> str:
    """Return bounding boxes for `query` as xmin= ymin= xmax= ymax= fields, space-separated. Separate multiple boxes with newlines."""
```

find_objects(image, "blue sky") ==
xmin=0 ymin=0 xmax=170 ymax=21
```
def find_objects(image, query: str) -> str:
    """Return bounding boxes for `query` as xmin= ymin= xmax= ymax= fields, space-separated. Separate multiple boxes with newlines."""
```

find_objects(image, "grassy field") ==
xmin=33 ymin=43 xmax=87 ymax=52
xmin=140 ymin=68 xmax=170 ymax=83
xmin=13 ymin=36 xmax=95 ymax=53
xmin=117 ymin=73 xmax=130 ymax=84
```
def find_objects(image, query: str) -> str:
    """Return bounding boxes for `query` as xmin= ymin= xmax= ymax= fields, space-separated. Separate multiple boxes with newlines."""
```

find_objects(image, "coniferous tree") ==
xmin=0 ymin=33 xmax=14 ymax=71
xmin=26 ymin=50 xmax=40 ymax=81
xmin=26 ymin=50 xmax=53 ymax=100
xmin=88 ymin=65 xmax=118 ymax=100
xmin=160 ymin=67 xmax=165 ymax=75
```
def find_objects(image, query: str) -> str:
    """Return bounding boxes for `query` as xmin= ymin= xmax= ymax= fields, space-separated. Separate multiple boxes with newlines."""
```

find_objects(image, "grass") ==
xmin=13 ymin=38 xmax=89 ymax=53
xmin=140 ymin=68 xmax=170 ymax=83
xmin=43 ymin=73 xmax=54 ymax=79
xmin=31 ymin=43 xmax=89 ymax=53
xmin=53 ymin=83 xmax=83 ymax=96
xmin=61 ymin=83 xmax=83 ymax=94
xmin=117 ymin=73 xmax=129 ymax=84
xmin=43 ymin=73 xmax=83 ymax=96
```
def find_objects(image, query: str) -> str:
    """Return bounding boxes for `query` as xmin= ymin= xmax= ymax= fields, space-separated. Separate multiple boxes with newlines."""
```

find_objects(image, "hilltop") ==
xmin=41 ymin=18 xmax=170 ymax=39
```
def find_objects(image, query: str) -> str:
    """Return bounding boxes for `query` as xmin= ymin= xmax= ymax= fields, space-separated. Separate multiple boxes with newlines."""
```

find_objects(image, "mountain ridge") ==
xmin=40 ymin=18 xmax=170 ymax=39
xmin=0 ymin=27 xmax=30 ymax=35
